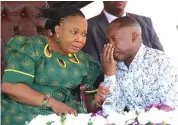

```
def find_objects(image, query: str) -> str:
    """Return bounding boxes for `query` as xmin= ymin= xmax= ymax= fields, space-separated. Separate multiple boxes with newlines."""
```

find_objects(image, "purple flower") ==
xmin=144 ymin=104 xmax=174 ymax=112
xmin=90 ymin=110 xmax=104 ymax=117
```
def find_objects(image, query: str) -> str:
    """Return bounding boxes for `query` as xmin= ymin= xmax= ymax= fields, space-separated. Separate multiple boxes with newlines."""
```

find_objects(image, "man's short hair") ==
xmin=111 ymin=16 xmax=141 ymax=33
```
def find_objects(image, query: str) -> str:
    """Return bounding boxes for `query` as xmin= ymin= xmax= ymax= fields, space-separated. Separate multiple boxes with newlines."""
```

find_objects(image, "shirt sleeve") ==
xmin=104 ymin=75 xmax=117 ymax=95
xmin=157 ymin=56 xmax=178 ymax=108
xmin=2 ymin=36 xmax=36 ymax=86
xmin=82 ymin=54 xmax=102 ymax=95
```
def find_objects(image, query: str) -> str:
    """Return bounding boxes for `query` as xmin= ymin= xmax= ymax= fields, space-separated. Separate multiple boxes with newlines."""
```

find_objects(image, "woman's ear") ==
xmin=54 ymin=25 xmax=61 ymax=37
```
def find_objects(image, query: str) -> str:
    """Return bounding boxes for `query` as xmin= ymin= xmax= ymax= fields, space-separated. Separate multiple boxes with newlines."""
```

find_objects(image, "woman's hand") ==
xmin=101 ymin=44 xmax=117 ymax=76
xmin=95 ymin=83 xmax=110 ymax=106
xmin=48 ymin=98 xmax=77 ymax=116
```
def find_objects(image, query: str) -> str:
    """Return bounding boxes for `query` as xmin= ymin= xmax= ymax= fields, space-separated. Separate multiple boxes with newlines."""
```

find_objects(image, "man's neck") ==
xmin=104 ymin=9 xmax=124 ymax=17
xmin=124 ymin=43 xmax=142 ymax=68
xmin=124 ymin=55 xmax=135 ymax=68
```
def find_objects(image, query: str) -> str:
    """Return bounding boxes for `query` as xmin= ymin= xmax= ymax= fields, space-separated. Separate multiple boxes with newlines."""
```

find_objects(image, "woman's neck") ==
xmin=45 ymin=36 xmax=68 ymax=55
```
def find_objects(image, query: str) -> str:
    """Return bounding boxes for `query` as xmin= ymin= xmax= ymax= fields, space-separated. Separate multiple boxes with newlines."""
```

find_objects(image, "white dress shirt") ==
xmin=103 ymin=10 xmax=126 ymax=23
xmin=104 ymin=44 xmax=178 ymax=112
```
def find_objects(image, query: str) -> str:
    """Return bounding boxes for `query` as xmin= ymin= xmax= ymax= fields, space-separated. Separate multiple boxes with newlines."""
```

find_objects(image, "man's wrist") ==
xmin=104 ymin=73 xmax=115 ymax=77
xmin=104 ymin=75 xmax=116 ymax=86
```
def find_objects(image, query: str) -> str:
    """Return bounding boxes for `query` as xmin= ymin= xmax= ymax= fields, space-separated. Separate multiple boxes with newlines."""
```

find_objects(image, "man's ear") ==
xmin=132 ymin=32 xmax=138 ymax=43
xmin=54 ymin=25 xmax=61 ymax=37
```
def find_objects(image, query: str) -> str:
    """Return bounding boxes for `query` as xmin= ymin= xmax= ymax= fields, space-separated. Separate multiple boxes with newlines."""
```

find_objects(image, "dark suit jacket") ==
xmin=82 ymin=11 xmax=164 ymax=61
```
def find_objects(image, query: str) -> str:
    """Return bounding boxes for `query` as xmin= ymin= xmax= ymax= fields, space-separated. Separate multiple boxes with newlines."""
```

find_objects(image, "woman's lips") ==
xmin=71 ymin=45 xmax=81 ymax=51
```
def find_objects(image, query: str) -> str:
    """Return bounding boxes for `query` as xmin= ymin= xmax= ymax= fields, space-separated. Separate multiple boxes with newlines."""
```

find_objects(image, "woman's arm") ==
xmin=1 ymin=82 xmax=77 ymax=115
xmin=86 ymin=83 xmax=110 ymax=113
xmin=86 ymin=95 xmax=101 ymax=113
xmin=1 ymin=83 xmax=45 ymax=106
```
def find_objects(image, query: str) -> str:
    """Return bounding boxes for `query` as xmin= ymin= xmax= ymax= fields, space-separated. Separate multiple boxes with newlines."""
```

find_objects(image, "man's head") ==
xmin=103 ymin=1 xmax=127 ymax=16
xmin=106 ymin=16 xmax=142 ymax=63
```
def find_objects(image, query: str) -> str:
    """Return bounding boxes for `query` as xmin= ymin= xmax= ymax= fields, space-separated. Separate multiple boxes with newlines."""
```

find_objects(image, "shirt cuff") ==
xmin=104 ymin=75 xmax=116 ymax=85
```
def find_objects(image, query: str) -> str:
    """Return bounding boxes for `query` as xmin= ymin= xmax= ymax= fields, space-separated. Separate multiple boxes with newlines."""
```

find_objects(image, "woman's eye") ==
xmin=72 ymin=30 xmax=77 ymax=34
xmin=82 ymin=33 xmax=87 ymax=37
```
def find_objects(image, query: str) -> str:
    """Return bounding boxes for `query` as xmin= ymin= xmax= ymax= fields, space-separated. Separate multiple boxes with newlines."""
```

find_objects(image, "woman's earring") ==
xmin=56 ymin=35 xmax=60 ymax=43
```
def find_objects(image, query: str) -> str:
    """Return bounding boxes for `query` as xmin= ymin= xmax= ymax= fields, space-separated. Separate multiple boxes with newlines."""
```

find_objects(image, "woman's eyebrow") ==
xmin=72 ymin=28 xmax=87 ymax=32
xmin=72 ymin=28 xmax=79 ymax=31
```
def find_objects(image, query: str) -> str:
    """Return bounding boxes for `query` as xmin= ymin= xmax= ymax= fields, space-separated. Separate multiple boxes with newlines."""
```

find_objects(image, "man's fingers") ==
xmin=95 ymin=94 xmax=105 ymax=104
xmin=105 ymin=44 xmax=112 ymax=60
xmin=98 ymin=84 xmax=110 ymax=94
xmin=110 ymin=47 xmax=114 ymax=61
xmin=98 ymin=92 xmax=105 ymax=99
xmin=103 ymin=44 xmax=107 ymax=59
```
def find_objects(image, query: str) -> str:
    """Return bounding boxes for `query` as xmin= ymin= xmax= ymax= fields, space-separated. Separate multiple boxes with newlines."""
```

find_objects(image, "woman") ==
xmin=1 ymin=5 xmax=102 ymax=125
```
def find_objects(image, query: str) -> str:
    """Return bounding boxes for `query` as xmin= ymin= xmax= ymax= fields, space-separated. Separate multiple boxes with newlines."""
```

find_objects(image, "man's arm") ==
xmin=157 ymin=56 xmax=178 ymax=108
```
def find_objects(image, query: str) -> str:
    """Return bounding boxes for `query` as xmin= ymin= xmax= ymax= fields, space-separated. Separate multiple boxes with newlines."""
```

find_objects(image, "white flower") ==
xmin=28 ymin=114 xmax=61 ymax=125
xmin=147 ymin=108 xmax=165 ymax=123
xmin=166 ymin=110 xmax=178 ymax=125
xmin=64 ymin=114 xmax=75 ymax=125
xmin=27 ymin=108 xmax=178 ymax=125
xmin=72 ymin=113 xmax=91 ymax=125
xmin=137 ymin=112 xmax=149 ymax=124
xmin=107 ymin=111 xmax=123 ymax=125
xmin=124 ymin=111 xmax=137 ymax=121
xmin=91 ymin=115 xmax=107 ymax=125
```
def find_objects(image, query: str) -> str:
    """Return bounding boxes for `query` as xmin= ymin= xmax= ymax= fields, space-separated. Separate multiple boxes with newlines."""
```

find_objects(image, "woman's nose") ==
xmin=75 ymin=34 xmax=83 ymax=43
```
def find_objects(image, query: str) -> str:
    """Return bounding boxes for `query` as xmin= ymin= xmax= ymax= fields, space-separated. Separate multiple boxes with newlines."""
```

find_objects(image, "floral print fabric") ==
xmin=105 ymin=44 xmax=178 ymax=112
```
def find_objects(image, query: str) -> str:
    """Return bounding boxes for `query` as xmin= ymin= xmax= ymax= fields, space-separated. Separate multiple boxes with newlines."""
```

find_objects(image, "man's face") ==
xmin=106 ymin=23 xmax=134 ymax=61
xmin=103 ymin=1 xmax=127 ymax=13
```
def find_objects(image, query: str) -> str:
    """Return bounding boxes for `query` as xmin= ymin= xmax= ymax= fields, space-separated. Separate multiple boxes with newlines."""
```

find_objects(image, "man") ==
xmin=93 ymin=16 xmax=178 ymax=112
xmin=82 ymin=1 xmax=164 ymax=62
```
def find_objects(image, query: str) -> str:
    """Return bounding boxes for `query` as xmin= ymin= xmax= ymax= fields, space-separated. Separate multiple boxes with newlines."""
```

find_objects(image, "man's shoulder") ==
xmin=127 ymin=12 xmax=151 ymax=20
xmin=87 ymin=13 xmax=100 ymax=21
xmin=87 ymin=12 xmax=105 ymax=25
xmin=144 ymin=46 xmax=169 ymax=63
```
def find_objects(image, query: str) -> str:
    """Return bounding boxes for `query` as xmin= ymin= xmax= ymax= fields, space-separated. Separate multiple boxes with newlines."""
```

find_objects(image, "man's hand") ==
xmin=48 ymin=98 xmax=77 ymax=116
xmin=95 ymin=83 xmax=110 ymax=105
xmin=101 ymin=44 xmax=117 ymax=76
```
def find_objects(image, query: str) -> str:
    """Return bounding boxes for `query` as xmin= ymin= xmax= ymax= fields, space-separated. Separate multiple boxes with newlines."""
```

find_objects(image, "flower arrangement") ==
xmin=27 ymin=104 xmax=178 ymax=125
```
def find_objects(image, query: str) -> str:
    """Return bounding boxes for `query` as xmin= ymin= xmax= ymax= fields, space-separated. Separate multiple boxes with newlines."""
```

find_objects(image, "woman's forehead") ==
xmin=63 ymin=16 xmax=87 ymax=29
xmin=64 ymin=16 xmax=86 ymax=24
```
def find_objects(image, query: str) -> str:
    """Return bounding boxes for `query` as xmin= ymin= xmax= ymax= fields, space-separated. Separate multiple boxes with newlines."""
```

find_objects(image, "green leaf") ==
xmin=162 ymin=120 xmax=167 ymax=124
xmin=87 ymin=119 xmax=93 ymax=125
xmin=60 ymin=113 xmax=67 ymax=125
xmin=145 ymin=122 xmax=152 ymax=125
xmin=45 ymin=121 xmax=54 ymax=125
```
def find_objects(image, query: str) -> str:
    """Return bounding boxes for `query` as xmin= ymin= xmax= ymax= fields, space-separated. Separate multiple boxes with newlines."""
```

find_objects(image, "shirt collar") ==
xmin=117 ymin=44 xmax=146 ymax=71
xmin=103 ymin=10 xmax=126 ymax=24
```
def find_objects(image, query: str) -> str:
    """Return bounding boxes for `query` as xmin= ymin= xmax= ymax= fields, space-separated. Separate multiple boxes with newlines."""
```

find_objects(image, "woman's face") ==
xmin=57 ymin=16 xmax=87 ymax=54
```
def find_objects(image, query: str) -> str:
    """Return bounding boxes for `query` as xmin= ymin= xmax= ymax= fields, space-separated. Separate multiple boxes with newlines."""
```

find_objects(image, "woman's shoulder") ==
xmin=8 ymin=35 xmax=46 ymax=46
xmin=5 ymin=35 xmax=48 ymax=59
xmin=7 ymin=35 xmax=47 ymax=51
